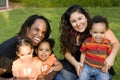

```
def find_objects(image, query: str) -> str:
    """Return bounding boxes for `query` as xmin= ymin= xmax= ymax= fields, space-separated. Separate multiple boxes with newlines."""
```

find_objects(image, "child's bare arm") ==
xmin=78 ymin=52 xmax=85 ymax=76
xmin=80 ymin=53 xmax=85 ymax=64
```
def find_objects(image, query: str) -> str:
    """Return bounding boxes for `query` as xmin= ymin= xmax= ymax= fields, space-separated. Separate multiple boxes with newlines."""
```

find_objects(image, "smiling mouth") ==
xmin=33 ymin=37 xmax=41 ymax=44
xmin=95 ymin=38 xmax=103 ymax=42
xmin=40 ymin=56 xmax=47 ymax=60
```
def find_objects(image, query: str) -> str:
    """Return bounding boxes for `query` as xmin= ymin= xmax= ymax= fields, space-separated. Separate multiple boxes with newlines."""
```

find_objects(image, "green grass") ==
xmin=0 ymin=7 xmax=120 ymax=80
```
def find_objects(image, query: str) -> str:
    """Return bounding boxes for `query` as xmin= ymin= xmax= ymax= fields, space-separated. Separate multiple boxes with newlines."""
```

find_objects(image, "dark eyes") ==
xmin=28 ymin=52 xmax=31 ymax=55
xmin=20 ymin=52 xmax=31 ymax=56
xmin=20 ymin=54 xmax=24 ymax=56
xmin=34 ymin=27 xmax=46 ymax=34
xmin=101 ymin=32 xmax=105 ymax=34
xmin=78 ymin=17 xmax=82 ymax=20
xmin=93 ymin=31 xmax=105 ymax=34
xmin=70 ymin=17 xmax=82 ymax=23
xmin=39 ymin=49 xmax=50 ymax=51
xmin=70 ymin=20 xmax=75 ymax=23
xmin=34 ymin=28 xmax=39 ymax=31
xmin=93 ymin=32 xmax=97 ymax=34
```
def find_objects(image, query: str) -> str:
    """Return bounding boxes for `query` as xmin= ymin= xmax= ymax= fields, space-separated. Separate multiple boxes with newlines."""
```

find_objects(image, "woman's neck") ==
xmin=75 ymin=34 xmax=80 ymax=46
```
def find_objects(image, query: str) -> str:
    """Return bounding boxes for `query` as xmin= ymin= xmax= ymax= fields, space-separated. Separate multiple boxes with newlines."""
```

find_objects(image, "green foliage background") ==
xmin=1 ymin=0 xmax=120 ymax=79
xmin=0 ymin=7 xmax=120 ymax=80
xmin=9 ymin=0 xmax=120 ymax=7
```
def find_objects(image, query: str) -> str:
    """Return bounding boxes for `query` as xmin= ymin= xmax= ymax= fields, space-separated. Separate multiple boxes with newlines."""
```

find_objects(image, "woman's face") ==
xmin=70 ymin=11 xmax=88 ymax=33
xmin=26 ymin=19 xmax=47 ymax=46
xmin=36 ymin=42 xmax=51 ymax=61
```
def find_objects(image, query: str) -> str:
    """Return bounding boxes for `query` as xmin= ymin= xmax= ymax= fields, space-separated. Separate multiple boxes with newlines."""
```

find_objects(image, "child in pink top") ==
xmin=35 ymin=38 xmax=63 ymax=79
xmin=12 ymin=37 xmax=42 ymax=80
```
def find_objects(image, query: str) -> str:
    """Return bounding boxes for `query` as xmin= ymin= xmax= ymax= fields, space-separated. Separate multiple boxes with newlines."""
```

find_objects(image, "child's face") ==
xmin=90 ymin=23 xmax=106 ymax=43
xmin=16 ymin=45 xmax=33 ymax=61
xmin=36 ymin=42 xmax=52 ymax=61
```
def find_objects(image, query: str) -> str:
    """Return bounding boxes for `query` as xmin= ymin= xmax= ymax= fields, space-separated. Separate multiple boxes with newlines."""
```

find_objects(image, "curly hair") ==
xmin=60 ymin=5 xmax=91 ymax=55
xmin=37 ymin=38 xmax=55 ymax=53
xmin=91 ymin=15 xmax=109 ymax=30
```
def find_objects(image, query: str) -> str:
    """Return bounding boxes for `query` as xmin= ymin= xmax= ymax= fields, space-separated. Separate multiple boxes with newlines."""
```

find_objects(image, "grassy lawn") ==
xmin=0 ymin=7 xmax=120 ymax=80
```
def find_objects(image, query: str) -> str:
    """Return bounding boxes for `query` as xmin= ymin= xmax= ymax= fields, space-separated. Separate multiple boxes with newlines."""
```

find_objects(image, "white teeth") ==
xmin=34 ymin=37 xmax=40 ymax=44
xmin=34 ymin=37 xmax=40 ymax=41
xmin=78 ymin=25 xmax=84 ymax=29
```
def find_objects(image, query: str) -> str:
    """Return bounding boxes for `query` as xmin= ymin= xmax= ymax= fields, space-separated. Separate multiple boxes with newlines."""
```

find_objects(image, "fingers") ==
xmin=47 ymin=69 xmax=53 ymax=74
xmin=80 ymin=63 xmax=83 ymax=67
xmin=77 ymin=67 xmax=82 ymax=76
xmin=105 ymin=65 xmax=108 ymax=73
xmin=102 ymin=64 xmax=109 ymax=73
xmin=77 ymin=64 xmax=83 ymax=76
xmin=104 ymin=59 xmax=112 ymax=73
xmin=77 ymin=70 xmax=80 ymax=76
xmin=101 ymin=66 xmax=106 ymax=72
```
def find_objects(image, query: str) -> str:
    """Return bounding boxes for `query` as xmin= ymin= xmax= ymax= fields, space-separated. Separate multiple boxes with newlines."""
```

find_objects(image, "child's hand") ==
xmin=37 ymin=74 xmax=45 ymax=80
xmin=47 ymin=67 xmax=53 ymax=74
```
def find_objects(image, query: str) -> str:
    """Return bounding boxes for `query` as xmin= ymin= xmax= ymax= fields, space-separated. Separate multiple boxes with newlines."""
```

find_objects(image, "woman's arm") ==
xmin=65 ymin=51 xmax=78 ymax=67
xmin=104 ymin=29 xmax=120 ymax=70
xmin=64 ymin=50 xmax=82 ymax=76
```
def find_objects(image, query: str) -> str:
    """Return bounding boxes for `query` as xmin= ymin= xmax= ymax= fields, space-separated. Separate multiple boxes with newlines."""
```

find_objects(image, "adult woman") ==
xmin=0 ymin=14 xmax=51 ymax=78
xmin=54 ymin=5 xmax=120 ymax=80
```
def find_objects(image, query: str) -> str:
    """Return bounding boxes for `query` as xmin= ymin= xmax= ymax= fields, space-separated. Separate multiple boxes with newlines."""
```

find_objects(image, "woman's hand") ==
xmin=0 ymin=68 xmax=7 ymax=75
xmin=74 ymin=62 xmax=83 ymax=76
xmin=103 ymin=55 xmax=114 ymax=73
xmin=37 ymin=74 xmax=45 ymax=80
xmin=104 ymin=29 xmax=120 ymax=72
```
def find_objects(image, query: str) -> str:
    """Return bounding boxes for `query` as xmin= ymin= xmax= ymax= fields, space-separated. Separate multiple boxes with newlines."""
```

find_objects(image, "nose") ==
xmin=43 ymin=50 xmax=47 ymax=54
xmin=96 ymin=33 xmax=101 ymax=37
xmin=76 ymin=21 xmax=80 ymax=26
xmin=38 ymin=31 xmax=43 ymax=37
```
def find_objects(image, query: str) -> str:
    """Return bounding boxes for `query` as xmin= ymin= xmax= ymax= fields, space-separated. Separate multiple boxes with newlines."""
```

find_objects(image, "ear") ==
xmin=31 ymin=48 xmax=34 ymax=54
xmin=90 ymin=30 xmax=92 ymax=35
xmin=50 ymin=50 xmax=52 ymax=54
xmin=35 ymin=49 xmax=38 ymax=55
xmin=16 ymin=51 xmax=19 ymax=57
xmin=26 ymin=27 xmax=30 ymax=34
xmin=49 ymin=50 xmax=52 ymax=55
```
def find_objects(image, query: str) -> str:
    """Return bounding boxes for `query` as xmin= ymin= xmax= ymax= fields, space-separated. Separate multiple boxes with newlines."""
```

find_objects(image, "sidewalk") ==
xmin=0 ymin=2 xmax=23 ymax=12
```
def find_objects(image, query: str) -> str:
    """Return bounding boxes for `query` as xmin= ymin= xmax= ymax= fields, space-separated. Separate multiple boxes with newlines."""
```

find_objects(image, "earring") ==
xmin=71 ymin=29 xmax=77 ymax=35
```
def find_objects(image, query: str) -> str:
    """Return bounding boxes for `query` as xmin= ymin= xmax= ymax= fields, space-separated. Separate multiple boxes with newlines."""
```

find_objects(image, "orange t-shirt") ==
xmin=12 ymin=58 xmax=41 ymax=80
xmin=34 ymin=54 xmax=57 ymax=76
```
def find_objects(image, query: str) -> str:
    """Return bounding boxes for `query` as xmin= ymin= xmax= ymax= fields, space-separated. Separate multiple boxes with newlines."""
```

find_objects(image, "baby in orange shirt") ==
xmin=35 ymin=38 xmax=63 ymax=79
xmin=12 ymin=37 xmax=42 ymax=80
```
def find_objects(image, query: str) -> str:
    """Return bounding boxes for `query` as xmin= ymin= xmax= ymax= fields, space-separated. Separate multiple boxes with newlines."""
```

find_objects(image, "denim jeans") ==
xmin=0 ymin=77 xmax=13 ymax=80
xmin=54 ymin=69 xmax=78 ymax=80
xmin=54 ymin=69 xmax=98 ymax=80
xmin=79 ymin=64 xmax=110 ymax=80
